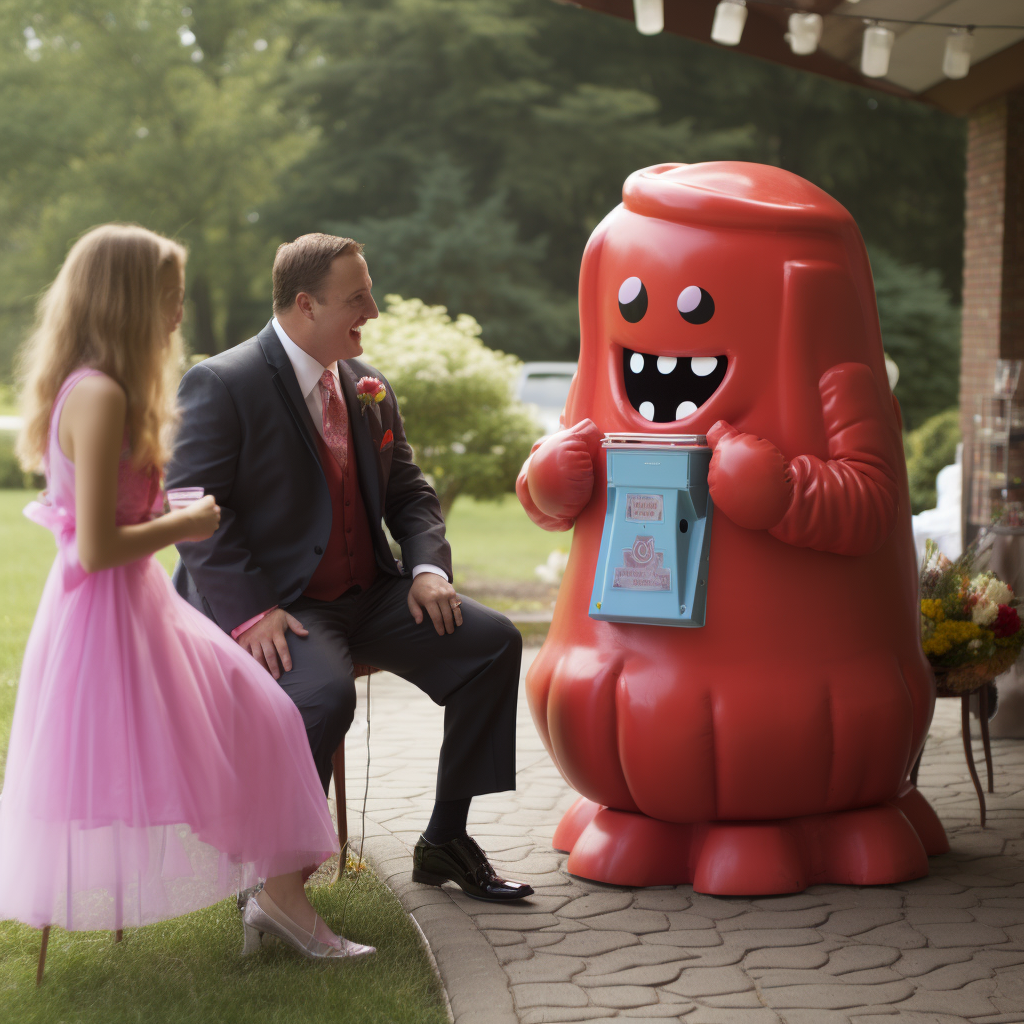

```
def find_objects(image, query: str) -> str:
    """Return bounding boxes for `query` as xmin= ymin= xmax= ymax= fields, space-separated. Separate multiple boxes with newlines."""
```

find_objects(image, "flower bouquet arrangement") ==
xmin=919 ymin=539 xmax=1024 ymax=693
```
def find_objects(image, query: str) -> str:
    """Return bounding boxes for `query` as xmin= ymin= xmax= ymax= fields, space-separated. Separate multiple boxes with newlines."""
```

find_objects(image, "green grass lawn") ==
xmin=0 ymin=876 xmax=447 ymax=1024
xmin=446 ymin=493 xmax=571 ymax=584
xmin=0 ymin=489 xmax=447 ymax=1024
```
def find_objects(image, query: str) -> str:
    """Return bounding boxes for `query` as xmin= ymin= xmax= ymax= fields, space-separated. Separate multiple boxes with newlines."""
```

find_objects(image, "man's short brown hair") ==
xmin=272 ymin=233 xmax=364 ymax=313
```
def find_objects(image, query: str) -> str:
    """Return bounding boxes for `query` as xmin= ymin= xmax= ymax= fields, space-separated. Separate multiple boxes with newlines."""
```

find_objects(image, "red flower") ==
xmin=357 ymin=376 xmax=384 ymax=397
xmin=355 ymin=376 xmax=386 ymax=412
xmin=993 ymin=604 xmax=1021 ymax=639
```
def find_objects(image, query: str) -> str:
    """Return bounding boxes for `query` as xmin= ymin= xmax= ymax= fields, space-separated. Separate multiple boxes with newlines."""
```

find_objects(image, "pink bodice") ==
xmin=24 ymin=368 xmax=162 ymax=575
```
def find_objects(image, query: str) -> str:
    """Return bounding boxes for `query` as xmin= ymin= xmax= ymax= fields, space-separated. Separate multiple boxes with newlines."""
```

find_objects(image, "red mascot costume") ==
xmin=517 ymin=162 xmax=948 ymax=894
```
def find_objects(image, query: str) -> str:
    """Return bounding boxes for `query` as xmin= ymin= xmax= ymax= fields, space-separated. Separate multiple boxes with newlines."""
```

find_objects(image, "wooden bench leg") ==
xmin=330 ymin=742 xmax=348 ymax=885
xmin=36 ymin=925 xmax=50 ymax=987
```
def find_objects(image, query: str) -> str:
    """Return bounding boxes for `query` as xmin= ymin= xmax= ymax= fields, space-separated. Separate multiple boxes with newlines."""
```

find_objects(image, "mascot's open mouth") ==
xmin=621 ymin=348 xmax=728 ymax=423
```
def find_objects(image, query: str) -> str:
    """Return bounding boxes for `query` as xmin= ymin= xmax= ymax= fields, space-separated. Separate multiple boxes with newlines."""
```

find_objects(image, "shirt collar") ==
xmin=271 ymin=318 xmax=339 ymax=399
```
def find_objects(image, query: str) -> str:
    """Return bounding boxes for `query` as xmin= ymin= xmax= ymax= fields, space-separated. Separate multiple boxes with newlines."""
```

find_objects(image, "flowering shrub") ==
xmin=535 ymin=549 xmax=569 ymax=586
xmin=359 ymin=296 xmax=539 ymax=516
xmin=919 ymin=540 xmax=1024 ymax=674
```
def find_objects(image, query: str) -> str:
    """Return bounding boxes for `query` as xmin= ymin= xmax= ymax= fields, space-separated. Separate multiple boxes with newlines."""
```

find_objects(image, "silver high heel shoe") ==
xmin=241 ymin=890 xmax=375 ymax=960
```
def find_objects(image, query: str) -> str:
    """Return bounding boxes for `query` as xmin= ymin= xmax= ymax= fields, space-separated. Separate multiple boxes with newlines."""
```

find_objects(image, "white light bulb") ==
xmin=785 ymin=12 xmax=823 ymax=56
xmin=943 ymin=28 xmax=973 ymax=80
xmin=861 ymin=24 xmax=895 ymax=79
xmin=633 ymin=0 xmax=664 ymax=36
xmin=711 ymin=0 xmax=747 ymax=47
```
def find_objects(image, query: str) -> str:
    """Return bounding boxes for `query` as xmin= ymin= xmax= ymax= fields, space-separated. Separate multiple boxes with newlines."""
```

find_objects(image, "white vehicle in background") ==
xmin=516 ymin=361 xmax=577 ymax=439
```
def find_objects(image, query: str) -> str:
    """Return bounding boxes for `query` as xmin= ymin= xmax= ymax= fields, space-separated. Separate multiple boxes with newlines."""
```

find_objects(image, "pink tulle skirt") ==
xmin=0 ymin=553 xmax=338 ymax=931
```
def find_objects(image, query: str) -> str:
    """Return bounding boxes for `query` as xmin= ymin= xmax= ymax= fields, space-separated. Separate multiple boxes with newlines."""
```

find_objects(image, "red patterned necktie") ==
xmin=318 ymin=368 xmax=349 ymax=473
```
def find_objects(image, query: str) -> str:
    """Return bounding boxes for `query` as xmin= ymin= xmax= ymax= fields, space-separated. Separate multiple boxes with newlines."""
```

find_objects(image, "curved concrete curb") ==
xmin=362 ymin=832 xmax=519 ymax=1024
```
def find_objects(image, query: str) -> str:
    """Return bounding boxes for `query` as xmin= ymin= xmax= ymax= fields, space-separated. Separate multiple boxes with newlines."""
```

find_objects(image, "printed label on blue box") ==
xmin=612 ymin=535 xmax=672 ymax=591
xmin=626 ymin=493 xmax=664 ymax=522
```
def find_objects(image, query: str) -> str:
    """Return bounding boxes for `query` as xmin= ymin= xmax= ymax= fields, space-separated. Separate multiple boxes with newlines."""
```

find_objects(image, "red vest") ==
xmin=304 ymin=430 xmax=378 ymax=600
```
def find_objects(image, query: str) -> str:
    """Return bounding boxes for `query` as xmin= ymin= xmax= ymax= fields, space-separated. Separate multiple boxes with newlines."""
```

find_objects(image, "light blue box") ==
xmin=589 ymin=434 xmax=713 ymax=628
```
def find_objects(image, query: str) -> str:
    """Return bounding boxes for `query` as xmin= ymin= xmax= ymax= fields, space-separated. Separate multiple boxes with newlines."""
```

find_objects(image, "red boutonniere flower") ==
xmin=356 ymin=376 xmax=386 ymax=414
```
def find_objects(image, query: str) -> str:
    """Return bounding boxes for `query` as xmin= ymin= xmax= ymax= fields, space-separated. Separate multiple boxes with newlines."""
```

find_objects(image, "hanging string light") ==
xmin=632 ymin=0 xmax=664 ymax=36
xmin=711 ymin=0 xmax=748 ymax=46
xmin=860 ymin=22 xmax=895 ymax=78
xmin=785 ymin=12 xmax=823 ymax=56
xmin=943 ymin=27 xmax=974 ymax=80
xmin=625 ymin=0 xmax=1024 ymax=84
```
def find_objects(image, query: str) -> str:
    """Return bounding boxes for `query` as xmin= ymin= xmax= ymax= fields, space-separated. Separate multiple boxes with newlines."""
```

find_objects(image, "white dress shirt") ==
xmin=272 ymin=318 xmax=446 ymax=583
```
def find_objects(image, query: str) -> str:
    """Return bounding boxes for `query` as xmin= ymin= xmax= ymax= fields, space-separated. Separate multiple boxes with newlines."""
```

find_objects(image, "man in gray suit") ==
xmin=166 ymin=234 xmax=532 ymax=901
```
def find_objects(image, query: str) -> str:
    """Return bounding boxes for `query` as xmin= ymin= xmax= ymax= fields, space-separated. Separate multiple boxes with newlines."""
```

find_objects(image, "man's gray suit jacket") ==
xmin=165 ymin=321 xmax=453 ymax=634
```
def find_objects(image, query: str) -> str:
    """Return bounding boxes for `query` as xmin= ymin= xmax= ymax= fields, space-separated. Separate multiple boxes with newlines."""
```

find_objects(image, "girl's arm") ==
xmin=61 ymin=373 xmax=220 ymax=573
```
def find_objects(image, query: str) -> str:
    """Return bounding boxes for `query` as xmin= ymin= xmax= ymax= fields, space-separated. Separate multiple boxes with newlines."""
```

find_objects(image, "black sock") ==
xmin=423 ymin=797 xmax=471 ymax=845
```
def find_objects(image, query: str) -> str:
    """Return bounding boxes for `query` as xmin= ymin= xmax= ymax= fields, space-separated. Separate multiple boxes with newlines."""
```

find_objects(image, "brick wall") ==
xmin=960 ymin=97 xmax=1007 ymax=442
xmin=961 ymin=90 xmax=1024 ymax=535
xmin=1003 ymin=89 xmax=1024 ymax=359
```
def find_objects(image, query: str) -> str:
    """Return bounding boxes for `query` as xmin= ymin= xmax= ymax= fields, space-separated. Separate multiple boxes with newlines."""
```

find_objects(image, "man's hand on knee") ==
xmin=236 ymin=608 xmax=309 ymax=679
xmin=408 ymin=574 xmax=464 ymax=636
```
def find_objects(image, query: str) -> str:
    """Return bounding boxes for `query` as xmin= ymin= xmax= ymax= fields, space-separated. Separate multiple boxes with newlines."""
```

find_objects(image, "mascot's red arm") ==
xmin=708 ymin=362 xmax=900 ymax=557
xmin=517 ymin=419 xmax=603 ymax=531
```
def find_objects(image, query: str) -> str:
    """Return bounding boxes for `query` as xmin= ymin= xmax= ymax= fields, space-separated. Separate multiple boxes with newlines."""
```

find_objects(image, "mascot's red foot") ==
xmin=556 ymin=794 xmax=937 ymax=894
xmin=891 ymin=786 xmax=950 ymax=856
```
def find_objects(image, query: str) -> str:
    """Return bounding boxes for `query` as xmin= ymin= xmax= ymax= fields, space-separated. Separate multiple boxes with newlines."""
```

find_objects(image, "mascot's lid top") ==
xmin=603 ymin=433 xmax=708 ymax=449
xmin=623 ymin=162 xmax=852 ymax=232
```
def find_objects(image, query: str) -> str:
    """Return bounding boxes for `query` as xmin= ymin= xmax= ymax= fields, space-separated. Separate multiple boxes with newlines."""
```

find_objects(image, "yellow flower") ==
xmin=922 ymin=618 xmax=989 ymax=656
xmin=920 ymin=599 xmax=944 ymax=622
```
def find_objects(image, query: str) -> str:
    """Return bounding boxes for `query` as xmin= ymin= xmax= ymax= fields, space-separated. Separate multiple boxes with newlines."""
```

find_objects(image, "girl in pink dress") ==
xmin=1 ymin=224 xmax=372 ymax=965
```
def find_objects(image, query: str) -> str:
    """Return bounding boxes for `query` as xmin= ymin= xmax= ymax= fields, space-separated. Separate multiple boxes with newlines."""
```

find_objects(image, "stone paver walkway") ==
xmin=339 ymin=650 xmax=1024 ymax=1024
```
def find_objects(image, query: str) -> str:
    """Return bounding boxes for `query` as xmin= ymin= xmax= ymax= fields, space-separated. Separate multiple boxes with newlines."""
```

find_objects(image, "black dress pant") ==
xmin=277 ymin=574 xmax=522 ymax=799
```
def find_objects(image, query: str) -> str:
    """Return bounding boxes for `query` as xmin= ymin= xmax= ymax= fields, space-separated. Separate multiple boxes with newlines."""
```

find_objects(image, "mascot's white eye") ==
xmin=677 ymin=286 xmax=715 ymax=325
xmin=618 ymin=277 xmax=648 ymax=323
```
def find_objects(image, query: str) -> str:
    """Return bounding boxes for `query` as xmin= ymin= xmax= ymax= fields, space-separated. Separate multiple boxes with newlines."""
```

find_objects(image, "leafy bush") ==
xmin=904 ymin=407 xmax=960 ymax=514
xmin=359 ymin=296 xmax=540 ymax=517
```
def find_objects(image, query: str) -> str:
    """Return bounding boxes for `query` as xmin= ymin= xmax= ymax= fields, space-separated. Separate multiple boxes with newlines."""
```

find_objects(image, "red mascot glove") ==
xmin=708 ymin=363 xmax=900 ymax=556
xmin=517 ymin=419 xmax=603 ymax=530
xmin=707 ymin=421 xmax=794 ymax=531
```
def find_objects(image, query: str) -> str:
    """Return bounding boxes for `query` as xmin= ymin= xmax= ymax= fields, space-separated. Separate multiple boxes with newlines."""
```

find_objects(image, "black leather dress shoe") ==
xmin=412 ymin=834 xmax=534 ymax=902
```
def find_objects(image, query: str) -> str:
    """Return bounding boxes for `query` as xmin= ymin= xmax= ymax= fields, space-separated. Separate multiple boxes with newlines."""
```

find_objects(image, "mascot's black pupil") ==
xmin=678 ymin=286 xmax=715 ymax=325
xmin=618 ymin=278 xmax=648 ymax=323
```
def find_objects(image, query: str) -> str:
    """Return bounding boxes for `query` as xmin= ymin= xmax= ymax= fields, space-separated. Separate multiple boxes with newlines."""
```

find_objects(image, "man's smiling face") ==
xmin=311 ymin=253 xmax=379 ymax=362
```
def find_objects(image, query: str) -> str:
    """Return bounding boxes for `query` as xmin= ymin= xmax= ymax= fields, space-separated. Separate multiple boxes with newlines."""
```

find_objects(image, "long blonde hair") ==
xmin=16 ymin=224 xmax=187 ymax=473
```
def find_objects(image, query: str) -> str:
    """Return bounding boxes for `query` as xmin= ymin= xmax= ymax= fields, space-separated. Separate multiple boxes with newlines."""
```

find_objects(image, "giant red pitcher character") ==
xmin=518 ymin=162 xmax=947 ymax=894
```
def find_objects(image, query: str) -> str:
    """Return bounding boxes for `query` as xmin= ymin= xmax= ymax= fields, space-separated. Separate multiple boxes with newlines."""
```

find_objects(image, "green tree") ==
xmin=277 ymin=0 xmax=751 ymax=360
xmin=0 ymin=0 xmax=320 ymax=372
xmin=279 ymin=0 xmax=965 ymax=365
xmin=870 ymin=247 xmax=961 ymax=432
xmin=326 ymin=159 xmax=577 ymax=359
xmin=359 ymin=296 xmax=539 ymax=517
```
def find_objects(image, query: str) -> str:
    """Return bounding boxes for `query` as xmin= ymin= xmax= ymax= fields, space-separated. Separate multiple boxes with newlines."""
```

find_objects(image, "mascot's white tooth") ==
xmin=630 ymin=352 xmax=645 ymax=374
xmin=676 ymin=401 xmax=697 ymax=419
xmin=639 ymin=401 xmax=655 ymax=421
xmin=691 ymin=357 xmax=717 ymax=377
xmin=657 ymin=356 xmax=677 ymax=374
